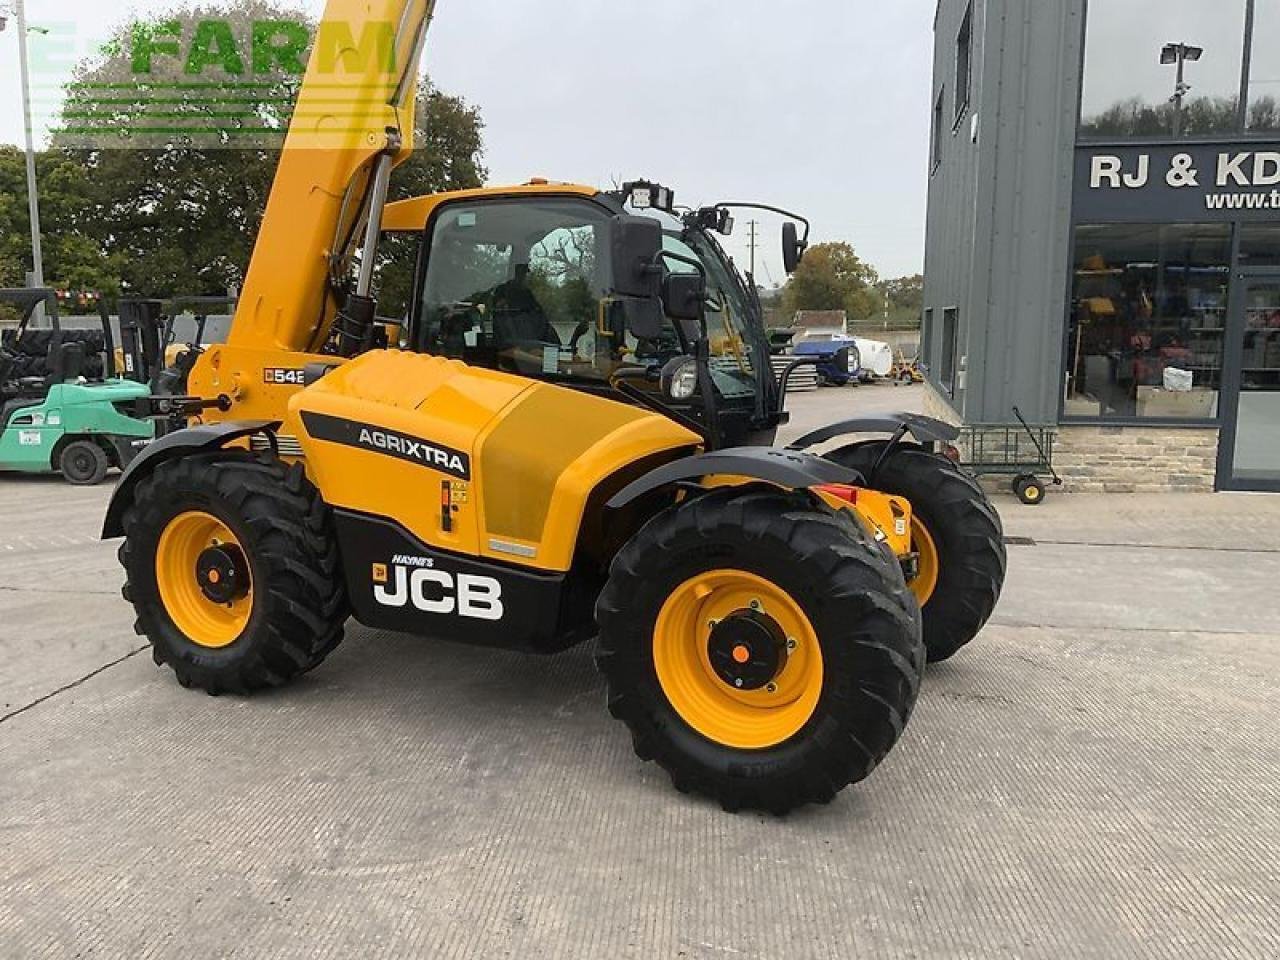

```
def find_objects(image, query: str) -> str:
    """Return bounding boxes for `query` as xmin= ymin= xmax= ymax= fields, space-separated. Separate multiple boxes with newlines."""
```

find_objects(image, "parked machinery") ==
xmin=103 ymin=0 xmax=1005 ymax=812
xmin=0 ymin=288 xmax=153 ymax=484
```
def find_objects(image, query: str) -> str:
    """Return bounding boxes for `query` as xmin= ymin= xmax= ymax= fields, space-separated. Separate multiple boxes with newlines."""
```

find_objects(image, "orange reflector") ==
xmin=815 ymin=484 xmax=859 ymax=505
xmin=732 ymin=645 xmax=751 ymax=664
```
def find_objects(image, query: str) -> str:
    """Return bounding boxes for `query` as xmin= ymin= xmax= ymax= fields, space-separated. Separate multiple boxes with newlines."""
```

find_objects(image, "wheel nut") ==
xmin=766 ymin=683 xmax=778 ymax=694
xmin=749 ymin=599 xmax=761 ymax=611
xmin=734 ymin=678 xmax=744 ymax=688
xmin=787 ymin=638 xmax=797 ymax=650
xmin=708 ymin=619 xmax=719 ymax=630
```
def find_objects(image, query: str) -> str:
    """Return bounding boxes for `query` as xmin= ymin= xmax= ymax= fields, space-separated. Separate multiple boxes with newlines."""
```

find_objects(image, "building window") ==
xmin=1247 ymin=1 xmax=1280 ymax=132
xmin=922 ymin=308 xmax=934 ymax=368
xmin=1239 ymin=223 xmax=1280 ymax=268
xmin=1079 ymin=0 xmax=1248 ymax=139
xmin=1065 ymin=223 xmax=1231 ymax=421
xmin=955 ymin=3 xmax=973 ymax=125
xmin=932 ymin=87 xmax=945 ymax=172
xmin=940 ymin=308 xmax=959 ymax=395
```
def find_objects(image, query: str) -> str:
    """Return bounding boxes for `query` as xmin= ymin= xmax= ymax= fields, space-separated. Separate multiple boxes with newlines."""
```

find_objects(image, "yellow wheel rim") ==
xmin=910 ymin=517 xmax=940 ymax=607
xmin=652 ymin=570 xmax=823 ymax=750
xmin=1025 ymin=485 xmax=1042 ymax=502
xmin=155 ymin=511 xmax=253 ymax=649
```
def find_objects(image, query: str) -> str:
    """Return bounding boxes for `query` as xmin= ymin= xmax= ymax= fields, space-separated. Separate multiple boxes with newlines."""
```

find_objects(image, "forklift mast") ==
xmin=115 ymin=299 xmax=165 ymax=385
xmin=227 ymin=0 xmax=435 ymax=356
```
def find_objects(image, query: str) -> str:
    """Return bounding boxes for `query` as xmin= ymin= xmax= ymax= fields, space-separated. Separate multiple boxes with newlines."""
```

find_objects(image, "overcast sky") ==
xmin=1 ymin=0 xmax=935 ymax=281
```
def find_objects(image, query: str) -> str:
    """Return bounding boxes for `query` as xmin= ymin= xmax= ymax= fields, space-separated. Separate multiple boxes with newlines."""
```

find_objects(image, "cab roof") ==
xmin=382 ymin=181 xmax=602 ymax=233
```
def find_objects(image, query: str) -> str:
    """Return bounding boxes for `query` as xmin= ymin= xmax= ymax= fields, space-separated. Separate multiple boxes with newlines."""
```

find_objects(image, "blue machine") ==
xmin=792 ymin=335 xmax=863 ymax=386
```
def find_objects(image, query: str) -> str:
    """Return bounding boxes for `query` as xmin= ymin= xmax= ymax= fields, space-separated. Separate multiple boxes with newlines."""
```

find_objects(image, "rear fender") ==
xmin=785 ymin=413 xmax=960 ymax=453
xmin=605 ymin=446 xmax=863 ymax=510
xmin=101 ymin=420 xmax=280 ymax=539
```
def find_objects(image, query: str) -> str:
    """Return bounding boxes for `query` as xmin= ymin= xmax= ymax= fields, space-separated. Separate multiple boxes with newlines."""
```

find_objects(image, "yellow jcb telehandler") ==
xmin=103 ymin=0 xmax=1004 ymax=813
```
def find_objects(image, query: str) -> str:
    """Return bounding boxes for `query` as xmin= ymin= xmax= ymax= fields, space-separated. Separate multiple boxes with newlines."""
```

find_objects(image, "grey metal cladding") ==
xmin=925 ymin=0 xmax=1086 ymax=426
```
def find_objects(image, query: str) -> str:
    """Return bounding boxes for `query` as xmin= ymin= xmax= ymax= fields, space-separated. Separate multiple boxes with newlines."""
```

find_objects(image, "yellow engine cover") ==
xmin=288 ymin=351 xmax=701 ymax=572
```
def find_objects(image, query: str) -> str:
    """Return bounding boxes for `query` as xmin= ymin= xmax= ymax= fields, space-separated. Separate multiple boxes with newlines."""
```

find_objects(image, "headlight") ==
xmin=661 ymin=357 xmax=700 ymax=401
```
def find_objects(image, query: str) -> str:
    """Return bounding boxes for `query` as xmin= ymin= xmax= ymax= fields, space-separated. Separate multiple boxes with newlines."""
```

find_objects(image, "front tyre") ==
xmin=119 ymin=452 xmax=348 ymax=695
xmin=827 ymin=442 xmax=1006 ymax=662
xmin=596 ymin=489 xmax=924 ymax=814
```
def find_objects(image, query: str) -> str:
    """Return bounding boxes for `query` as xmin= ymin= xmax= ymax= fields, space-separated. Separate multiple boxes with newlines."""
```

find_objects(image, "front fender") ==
xmin=101 ymin=420 xmax=280 ymax=539
xmin=785 ymin=413 xmax=960 ymax=452
xmin=606 ymin=446 xmax=863 ymax=510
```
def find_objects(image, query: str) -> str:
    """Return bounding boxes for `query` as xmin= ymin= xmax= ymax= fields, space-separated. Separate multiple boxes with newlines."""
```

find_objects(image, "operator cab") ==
xmin=395 ymin=181 xmax=809 ymax=449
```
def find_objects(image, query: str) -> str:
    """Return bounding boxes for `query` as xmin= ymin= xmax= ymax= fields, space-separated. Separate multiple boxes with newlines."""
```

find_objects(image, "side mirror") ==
xmin=609 ymin=214 xmax=663 ymax=298
xmin=783 ymin=221 xmax=807 ymax=274
xmin=662 ymin=272 xmax=706 ymax=324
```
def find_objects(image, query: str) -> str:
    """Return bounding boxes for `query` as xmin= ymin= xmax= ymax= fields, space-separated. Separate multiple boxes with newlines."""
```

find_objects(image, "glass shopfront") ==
xmin=1226 ymin=279 xmax=1280 ymax=486
xmin=1081 ymin=0 xmax=1249 ymax=139
xmin=1067 ymin=1 xmax=1280 ymax=489
xmin=1066 ymin=224 xmax=1230 ymax=420
xmin=1247 ymin=2 xmax=1280 ymax=133
xmin=1062 ymin=218 xmax=1280 ymax=488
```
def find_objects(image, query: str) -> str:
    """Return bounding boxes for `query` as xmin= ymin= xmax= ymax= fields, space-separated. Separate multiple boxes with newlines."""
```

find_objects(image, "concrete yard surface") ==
xmin=1 ymin=395 xmax=1278 ymax=959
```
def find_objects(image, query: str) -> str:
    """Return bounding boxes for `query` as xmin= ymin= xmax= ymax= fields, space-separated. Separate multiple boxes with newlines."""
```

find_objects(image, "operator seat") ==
xmin=491 ymin=264 xmax=560 ymax=348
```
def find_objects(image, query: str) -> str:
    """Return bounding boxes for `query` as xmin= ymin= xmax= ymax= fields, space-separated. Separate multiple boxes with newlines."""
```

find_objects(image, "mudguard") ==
xmin=785 ymin=413 xmax=960 ymax=453
xmin=606 ymin=446 xmax=863 ymax=510
xmin=101 ymin=420 xmax=280 ymax=539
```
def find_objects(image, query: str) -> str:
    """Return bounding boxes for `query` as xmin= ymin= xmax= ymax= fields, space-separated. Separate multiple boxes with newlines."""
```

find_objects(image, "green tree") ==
xmin=874 ymin=273 xmax=924 ymax=328
xmin=1081 ymin=94 xmax=1243 ymax=138
xmin=0 ymin=147 xmax=124 ymax=305
xmin=44 ymin=0 xmax=486 ymax=305
xmin=781 ymin=241 xmax=880 ymax=322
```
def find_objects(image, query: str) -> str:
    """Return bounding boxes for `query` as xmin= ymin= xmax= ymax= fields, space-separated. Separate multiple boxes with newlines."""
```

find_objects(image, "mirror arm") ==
xmin=713 ymin=202 xmax=812 ymax=246
xmin=778 ymin=357 xmax=821 ymax=411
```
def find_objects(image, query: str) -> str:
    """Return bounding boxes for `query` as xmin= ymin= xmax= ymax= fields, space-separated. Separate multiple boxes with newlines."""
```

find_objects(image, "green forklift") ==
xmin=0 ymin=288 xmax=154 ymax=485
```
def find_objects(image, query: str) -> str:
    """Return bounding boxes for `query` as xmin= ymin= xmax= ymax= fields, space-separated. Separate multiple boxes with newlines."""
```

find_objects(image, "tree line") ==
xmin=1 ymin=1 xmax=486 ymax=316
xmin=3 ymin=0 xmax=919 ymax=329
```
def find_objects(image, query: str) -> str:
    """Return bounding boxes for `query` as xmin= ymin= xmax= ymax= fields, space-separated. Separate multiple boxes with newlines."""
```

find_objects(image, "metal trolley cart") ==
xmin=959 ymin=407 xmax=1063 ymax=505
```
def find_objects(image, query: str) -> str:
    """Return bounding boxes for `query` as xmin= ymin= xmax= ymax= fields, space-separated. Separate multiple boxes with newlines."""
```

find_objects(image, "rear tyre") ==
xmin=827 ymin=442 xmax=1006 ymax=663
xmin=60 ymin=439 xmax=109 ymax=485
xmin=119 ymin=452 xmax=348 ymax=695
xmin=596 ymin=488 xmax=924 ymax=814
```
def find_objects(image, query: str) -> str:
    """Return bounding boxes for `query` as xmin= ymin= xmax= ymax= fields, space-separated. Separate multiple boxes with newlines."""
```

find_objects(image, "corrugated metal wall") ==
xmin=924 ymin=0 xmax=1086 ymax=426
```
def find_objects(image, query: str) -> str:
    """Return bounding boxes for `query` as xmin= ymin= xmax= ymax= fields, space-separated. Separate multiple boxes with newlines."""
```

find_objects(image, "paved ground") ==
xmin=2 ymin=384 xmax=1278 ymax=959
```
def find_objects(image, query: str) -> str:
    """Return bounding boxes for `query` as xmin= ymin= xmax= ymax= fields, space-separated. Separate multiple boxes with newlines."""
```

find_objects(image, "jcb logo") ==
xmin=372 ymin=563 xmax=504 ymax=622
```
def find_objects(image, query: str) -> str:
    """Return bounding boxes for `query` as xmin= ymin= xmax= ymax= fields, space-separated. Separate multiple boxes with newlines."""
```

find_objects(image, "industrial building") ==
xmin=923 ymin=0 xmax=1280 ymax=492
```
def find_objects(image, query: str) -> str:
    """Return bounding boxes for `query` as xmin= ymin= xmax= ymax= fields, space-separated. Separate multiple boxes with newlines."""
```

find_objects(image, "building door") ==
xmin=1221 ymin=274 xmax=1280 ymax=491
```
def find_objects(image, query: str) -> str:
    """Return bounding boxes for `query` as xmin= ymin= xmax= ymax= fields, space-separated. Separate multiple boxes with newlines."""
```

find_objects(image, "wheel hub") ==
xmin=195 ymin=544 xmax=250 ymax=605
xmin=707 ymin=610 xmax=789 ymax=691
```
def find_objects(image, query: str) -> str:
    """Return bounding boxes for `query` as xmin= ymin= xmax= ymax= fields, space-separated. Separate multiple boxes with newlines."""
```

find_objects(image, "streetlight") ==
xmin=1161 ymin=41 xmax=1204 ymax=139
xmin=1 ymin=0 xmax=46 ymax=303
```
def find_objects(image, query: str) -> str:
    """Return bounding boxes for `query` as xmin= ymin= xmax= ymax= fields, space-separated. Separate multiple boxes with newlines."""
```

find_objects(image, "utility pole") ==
xmin=747 ymin=220 xmax=760 ymax=279
xmin=5 ymin=0 xmax=46 ymax=299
